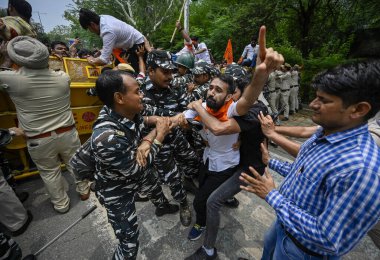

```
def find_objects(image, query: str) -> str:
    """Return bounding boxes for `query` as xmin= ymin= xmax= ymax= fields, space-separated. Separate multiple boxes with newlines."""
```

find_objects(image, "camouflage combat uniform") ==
xmin=140 ymin=77 xmax=200 ymax=203
xmin=91 ymin=106 xmax=171 ymax=260
xmin=171 ymin=73 xmax=193 ymax=90
xmin=0 ymin=233 xmax=22 ymax=260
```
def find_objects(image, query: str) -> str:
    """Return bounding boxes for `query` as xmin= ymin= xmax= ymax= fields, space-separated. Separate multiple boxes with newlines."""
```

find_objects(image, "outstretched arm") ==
xmin=236 ymin=26 xmax=284 ymax=116
xmin=276 ymin=125 xmax=318 ymax=138
xmin=176 ymin=21 xmax=192 ymax=44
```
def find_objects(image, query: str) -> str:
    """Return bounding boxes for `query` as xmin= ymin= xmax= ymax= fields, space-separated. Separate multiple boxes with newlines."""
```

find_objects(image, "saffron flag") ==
xmin=223 ymin=39 xmax=233 ymax=64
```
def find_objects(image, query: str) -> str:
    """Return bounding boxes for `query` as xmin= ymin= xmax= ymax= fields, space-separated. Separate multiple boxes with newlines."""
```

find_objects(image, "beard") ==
xmin=206 ymin=96 xmax=225 ymax=111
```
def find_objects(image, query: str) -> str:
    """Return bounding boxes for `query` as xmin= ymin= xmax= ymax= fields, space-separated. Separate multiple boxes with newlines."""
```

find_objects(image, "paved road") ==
xmin=9 ymin=109 xmax=380 ymax=259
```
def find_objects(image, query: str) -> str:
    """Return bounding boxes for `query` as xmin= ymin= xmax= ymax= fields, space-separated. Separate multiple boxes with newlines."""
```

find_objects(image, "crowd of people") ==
xmin=1 ymin=1 xmax=380 ymax=260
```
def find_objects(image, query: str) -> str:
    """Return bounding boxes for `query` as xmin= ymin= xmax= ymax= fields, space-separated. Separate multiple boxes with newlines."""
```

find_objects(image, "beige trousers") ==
xmin=27 ymin=128 xmax=89 ymax=212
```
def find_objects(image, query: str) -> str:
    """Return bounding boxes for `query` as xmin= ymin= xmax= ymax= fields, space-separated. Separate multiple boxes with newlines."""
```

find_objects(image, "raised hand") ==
xmin=135 ymin=45 xmax=145 ymax=58
xmin=258 ymin=111 xmax=276 ymax=137
xmin=255 ymin=26 xmax=284 ymax=76
xmin=239 ymin=166 xmax=276 ymax=199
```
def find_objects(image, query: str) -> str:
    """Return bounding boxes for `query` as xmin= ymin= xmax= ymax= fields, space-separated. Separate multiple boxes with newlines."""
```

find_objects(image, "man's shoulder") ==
xmin=92 ymin=123 xmax=133 ymax=149
xmin=235 ymin=101 xmax=268 ymax=122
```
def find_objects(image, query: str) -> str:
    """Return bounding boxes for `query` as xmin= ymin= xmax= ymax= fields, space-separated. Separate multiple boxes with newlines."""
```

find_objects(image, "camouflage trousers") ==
xmin=96 ymin=167 xmax=169 ymax=260
xmin=154 ymin=130 xmax=199 ymax=203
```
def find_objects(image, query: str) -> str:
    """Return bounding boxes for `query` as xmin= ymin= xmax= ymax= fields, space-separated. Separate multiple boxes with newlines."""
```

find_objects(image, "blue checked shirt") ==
xmin=267 ymin=124 xmax=380 ymax=256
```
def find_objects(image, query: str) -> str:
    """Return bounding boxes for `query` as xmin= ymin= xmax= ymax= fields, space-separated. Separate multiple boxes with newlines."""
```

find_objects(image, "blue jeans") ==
xmin=262 ymin=220 xmax=340 ymax=260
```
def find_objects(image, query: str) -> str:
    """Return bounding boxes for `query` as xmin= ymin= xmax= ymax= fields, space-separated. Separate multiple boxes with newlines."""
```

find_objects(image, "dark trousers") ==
xmin=96 ymin=167 xmax=168 ymax=260
xmin=204 ymin=166 xmax=265 ymax=248
xmin=154 ymin=130 xmax=199 ymax=203
xmin=193 ymin=161 xmax=238 ymax=226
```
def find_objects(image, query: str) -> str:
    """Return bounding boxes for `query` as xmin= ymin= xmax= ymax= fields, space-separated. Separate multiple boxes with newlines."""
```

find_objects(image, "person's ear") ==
xmin=350 ymin=102 xmax=371 ymax=120
xmin=225 ymin=93 xmax=233 ymax=102
xmin=114 ymin=92 xmax=125 ymax=105
xmin=148 ymin=67 xmax=154 ymax=77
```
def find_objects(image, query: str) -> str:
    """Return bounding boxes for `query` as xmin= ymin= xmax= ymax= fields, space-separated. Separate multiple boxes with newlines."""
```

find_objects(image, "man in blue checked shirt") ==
xmin=240 ymin=60 xmax=380 ymax=260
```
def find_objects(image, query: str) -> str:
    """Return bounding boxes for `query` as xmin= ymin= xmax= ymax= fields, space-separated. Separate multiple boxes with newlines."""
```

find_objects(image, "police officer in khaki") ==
xmin=289 ymin=64 xmax=300 ymax=114
xmin=266 ymin=72 xmax=278 ymax=115
xmin=278 ymin=63 xmax=292 ymax=121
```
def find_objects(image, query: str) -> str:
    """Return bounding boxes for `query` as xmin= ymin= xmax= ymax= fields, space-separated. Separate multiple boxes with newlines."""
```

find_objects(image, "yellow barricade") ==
xmin=0 ymin=57 xmax=108 ymax=179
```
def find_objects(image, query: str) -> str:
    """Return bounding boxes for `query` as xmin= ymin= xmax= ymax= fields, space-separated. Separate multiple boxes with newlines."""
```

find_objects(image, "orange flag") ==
xmin=223 ymin=39 xmax=233 ymax=64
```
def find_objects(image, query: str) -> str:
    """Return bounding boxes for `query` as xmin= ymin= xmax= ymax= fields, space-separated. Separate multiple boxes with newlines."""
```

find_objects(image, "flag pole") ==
xmin=170 ymin=0 xmax=187 ymax=44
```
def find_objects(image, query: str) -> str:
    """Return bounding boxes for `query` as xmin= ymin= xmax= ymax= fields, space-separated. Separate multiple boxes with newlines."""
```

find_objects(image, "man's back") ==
xmin=0 ymin=67 xmax=74 ymax=137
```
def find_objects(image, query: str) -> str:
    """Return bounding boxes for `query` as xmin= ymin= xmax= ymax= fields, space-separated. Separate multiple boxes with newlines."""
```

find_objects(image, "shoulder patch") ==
xmin=115 ymin=130 xmax=125 ymax=136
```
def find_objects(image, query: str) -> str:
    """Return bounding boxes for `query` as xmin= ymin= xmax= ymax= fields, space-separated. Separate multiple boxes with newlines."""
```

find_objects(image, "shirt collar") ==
xmin=144 ymin=76 xmax=155 ymax=91
xmin=104 ymin=106 xmax=142 ymax=132
xmin=315 ymin=123 xmax=368 ymax=144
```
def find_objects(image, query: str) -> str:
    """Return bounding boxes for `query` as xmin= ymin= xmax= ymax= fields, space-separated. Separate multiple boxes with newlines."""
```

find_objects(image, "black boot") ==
xmin=155 ymin=203 xmax=179 ymax=217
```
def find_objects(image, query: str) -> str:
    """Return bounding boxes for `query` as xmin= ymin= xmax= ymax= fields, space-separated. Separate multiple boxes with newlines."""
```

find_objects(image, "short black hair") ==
xmin=79 ymin=8 xmax=100 ymax=29
xmin=96 ymin=70 xmax=134 ymax=108
xmin=190 ymin=36 xmax=199 ymax=41
xmin=77 ymin=49 xmax=91 ymax=58
xmin=214 ymin=74 xmax=236 ymax=94
xmin=311 ymin=60 xmax=380 ymax=120
xmin=9 ymin=0 xmax=32 ymax=23
xmin=50 ymin=41 xmax=68 ymax=50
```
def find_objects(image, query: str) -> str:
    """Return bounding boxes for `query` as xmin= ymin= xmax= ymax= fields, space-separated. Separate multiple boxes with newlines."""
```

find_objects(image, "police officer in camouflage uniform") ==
xmin=171 ymin=52 xmax=194 ymax=89
xmin=187 ymin=61 xmax=212 ymax=102
xmin=140 ymin=50 xmax=200 ymax=227
xmin=91 ymin=70 xmax=179 ymax=260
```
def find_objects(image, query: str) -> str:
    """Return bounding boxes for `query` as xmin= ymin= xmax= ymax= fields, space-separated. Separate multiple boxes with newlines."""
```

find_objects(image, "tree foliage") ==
xmin=55 ymin=0 xmax=379 ymax=101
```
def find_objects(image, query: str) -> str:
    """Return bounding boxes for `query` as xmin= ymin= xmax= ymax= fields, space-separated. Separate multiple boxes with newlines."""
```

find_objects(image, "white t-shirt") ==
xmin=99 ymin=15 xmax=145 ymax=64
xmin=198 ymin=102 xmax=240 ymax=172
xmin=195 ymin=42 xmax=211 ymax=64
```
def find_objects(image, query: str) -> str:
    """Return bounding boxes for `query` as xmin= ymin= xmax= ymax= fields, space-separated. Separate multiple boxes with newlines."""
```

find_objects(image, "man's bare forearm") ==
xmin=275 ymin=125 xmax=318 ymax=138
xmin=268 ymin=132 xmax=301 ymax=157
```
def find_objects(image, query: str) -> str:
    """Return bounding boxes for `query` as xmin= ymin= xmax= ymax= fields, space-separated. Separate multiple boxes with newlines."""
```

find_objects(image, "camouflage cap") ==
xmin=208 ymin=66 xmax=221 ymax=78
xmin=191 ymin=61 xmax=210 ymax=75
xmin=146 ymin=50 xmax=176 ymax=70
xmin=284 ymin=63 xmax=291 ymax=69
xmin=224 ymin=64 xmax=247 ymax=80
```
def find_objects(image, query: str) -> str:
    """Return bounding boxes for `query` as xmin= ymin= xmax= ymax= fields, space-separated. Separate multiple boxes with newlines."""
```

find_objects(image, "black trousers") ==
xmin=193 ymin=160 xmax=238 ymax=226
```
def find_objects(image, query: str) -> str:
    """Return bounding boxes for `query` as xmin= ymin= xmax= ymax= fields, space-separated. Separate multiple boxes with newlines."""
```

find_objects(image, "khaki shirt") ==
xmin=0 ymin=67 xmax=75 ymax=137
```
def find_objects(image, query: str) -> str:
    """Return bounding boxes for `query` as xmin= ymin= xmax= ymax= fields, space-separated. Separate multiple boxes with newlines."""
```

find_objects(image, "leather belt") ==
xmin=291 ymin=85 xmax=299 ymax=88
xmin=281 ymin=89 xmax=290 ymax=92
xmin=28 ymin=125 xmax=75 ymax=139
xmin=281 ymin=224 xmax=323 ymax=257
xmin=269 ymin=90 xmax=277 ymax=93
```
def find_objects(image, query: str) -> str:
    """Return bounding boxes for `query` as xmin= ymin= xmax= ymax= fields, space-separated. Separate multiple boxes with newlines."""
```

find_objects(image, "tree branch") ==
xmin=114 ymin=0 xmax=136 ymax=26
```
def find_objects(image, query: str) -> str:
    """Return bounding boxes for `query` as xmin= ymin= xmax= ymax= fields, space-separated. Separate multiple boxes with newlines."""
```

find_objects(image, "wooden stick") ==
xmin=170 ymin=0 xmax=187 ymax=44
